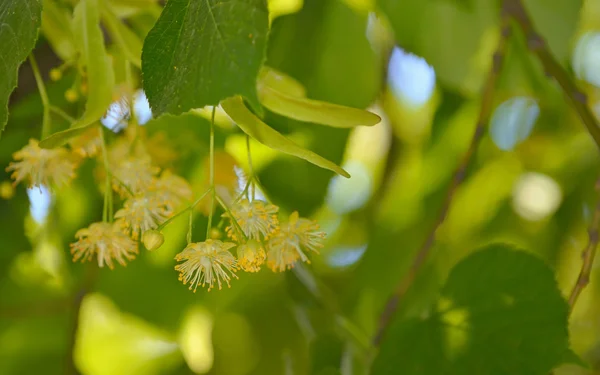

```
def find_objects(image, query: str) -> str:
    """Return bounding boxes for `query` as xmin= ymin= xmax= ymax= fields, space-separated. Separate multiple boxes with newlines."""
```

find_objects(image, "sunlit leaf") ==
xmin=39 ymin=0 xmax=115 ymax=148
xmin=0 ymin=0 xmax=42 ymax=136
xmin=101 ymin=4 xmax=143 ymax=68
xmin=41 ymin=0 xmax=76 ymax=61
xmin=221 ymin=96 xmax=350 ymax=177
xmin=259 ymin=66 xmax=307 ymax=98
xmin=71 ymin=0 xmax=115 ymax=128
xmin=75 ymin=293 xmax=183 ymax=375
xmin=373 ymin=244 xmax=571 ymax=374
xmin=141 ymin=0 xmax=269 ymax=116
xmin=258 ymin=69 xmax=381 ymax=128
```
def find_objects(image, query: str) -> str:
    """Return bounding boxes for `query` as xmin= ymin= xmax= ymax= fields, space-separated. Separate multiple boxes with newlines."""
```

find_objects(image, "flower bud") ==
xmin=209 ymin=227 xmax=222 ymax=239
xmin=0 ymin=181 xmax=14 ymax=199
xmin=65 ymin=88 xmax=79 ymax=103
xmin=50 ymin=68 xmax=62 ymax=81
xmin=142 ymin=230 xmax=164 ymax=251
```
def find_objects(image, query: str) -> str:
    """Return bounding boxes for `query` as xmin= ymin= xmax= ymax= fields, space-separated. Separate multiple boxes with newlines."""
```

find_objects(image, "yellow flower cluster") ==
xmin=5 ymin=128 xmax=191 ymax=270
xmin=174 ymin=198 xmax=326 ymax=292
xmin=6 ymin=125 xmax=325 ymax=289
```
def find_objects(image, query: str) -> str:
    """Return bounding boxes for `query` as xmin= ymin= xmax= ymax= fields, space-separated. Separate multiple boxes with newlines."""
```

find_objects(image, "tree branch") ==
xmin=503 ymin=0 xmax=600 ymax=149
xmin=567 ymin=178 xmax=600 ymax=313
xmin=502 ymin=0 xmax=600 ymax=316
xmin=372 ymin=10 xmax=512 ymax=347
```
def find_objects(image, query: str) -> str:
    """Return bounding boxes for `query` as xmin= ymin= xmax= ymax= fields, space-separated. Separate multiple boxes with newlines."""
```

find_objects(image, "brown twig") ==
xmin=502 ymin=0 xmax=600 ymax=315
xmin=372 ymin=10 xmax=512 ymax=347
xmin=567 ymin=178 xmax=600 ymax=313
xmin=503 ymin=0 xmax=600 ymax=150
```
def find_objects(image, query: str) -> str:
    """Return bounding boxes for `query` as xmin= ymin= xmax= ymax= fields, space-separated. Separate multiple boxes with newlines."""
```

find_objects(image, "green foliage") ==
xmin=373 ymin=244 xmax=571 ymax=375
xmin=141 ymin=0 xmax=269 ymax=116
xmin=258 ymin=67 xmax=382 ymax=129
xmin=221 ymin=96 xmax=350 ymax=177
xmin=0 ymin=0 xmax=42 ymax=135
xmin=70 ymin=0 xmax=115 ymax=129
xmin=3 ymin=0 xmax=600 ymax=374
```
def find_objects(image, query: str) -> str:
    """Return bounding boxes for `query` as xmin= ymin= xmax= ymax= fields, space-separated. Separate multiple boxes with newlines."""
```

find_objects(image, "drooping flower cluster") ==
xmin=6 ymin=113 xmax=325 ymax=290
xmin=174 ymin=194 xmax=326 ymax=292
xmin=7 ymin=119 xmax=193 ymax=269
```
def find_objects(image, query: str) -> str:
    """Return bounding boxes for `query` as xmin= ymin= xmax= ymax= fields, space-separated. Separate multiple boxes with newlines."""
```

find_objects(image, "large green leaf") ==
xmin=221 ymin=96 xmax=350 ymax=178
xmin=372 ymin=244 xmax=571 ymax=375
xmin=0 ymin=0 xmax=42 ymax=136
xmin=141 ymin=0 xmax=269 ymax=117
xmin=40 ymin=0 xmax=115 ymax=148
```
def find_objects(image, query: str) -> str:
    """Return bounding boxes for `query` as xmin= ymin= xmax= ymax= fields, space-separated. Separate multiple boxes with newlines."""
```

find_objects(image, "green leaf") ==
xmin=71 ymin=0 xmax=115 ymax=128
xmin=561 ymin=348 xmax=588 ymax=369
xmin=101 ymin=4 xmax=143 ymax=68
xmin=259 ymin=66 xmax=307 ymax=98
xmin=373 ymin=244 xmax=571 ymax=375
xmin=40 ymin=0 xmax=115 ymax=148
xmin=268 ymin=0 xmax=381 ymax=108
xmin=258 ymin=67 xmax=381 ymax=129
xmin=0 ymin=0 xmax=42 ymax=136
xmin=41 ymin=0 xmax=76 ymax=61
xmin=221 ymin=96 xmax=350 ymax=178
xmin=141 ymin=0 xmax=269 ymax=117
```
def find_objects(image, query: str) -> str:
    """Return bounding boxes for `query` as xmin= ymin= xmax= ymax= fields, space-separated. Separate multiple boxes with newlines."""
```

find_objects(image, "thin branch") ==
xmin=372 ymin=12 xmax=512 ymax=347
xmin=503 ymin=0 xmax=600 ymax=149
xmin=567 ymin=178 xmax=600 ymax=313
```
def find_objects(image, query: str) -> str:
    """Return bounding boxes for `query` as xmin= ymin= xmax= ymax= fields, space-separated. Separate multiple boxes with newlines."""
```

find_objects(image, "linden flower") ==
xmin=237 ymin=239 xmax=267 ymax=273
xmin=223 ymin=198 xmax=279 ymax=241
xmin=70 ymin=222 xmax=138 ymax=269
xmin=6 ymin=139 xmax=77 ymax=189
xmin=174 ymin=240 xmax=238 ymax=292
xmin=111 ymin=156 xmax=159 ymax=197
xmin=267 ymin=211 xmax=326 ymax=272
xmin=70 ymin=127 xmax=102 ymax=158
xmin=114 ymin=193 xmax=172 ymax=240
xmin=149 ymin=171 xmax=192 ymax=210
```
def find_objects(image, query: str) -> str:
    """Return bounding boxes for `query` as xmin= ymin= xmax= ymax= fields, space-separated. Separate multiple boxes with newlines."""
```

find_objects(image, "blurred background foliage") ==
xmin=2 ymin=0 xmax=600 ymax=374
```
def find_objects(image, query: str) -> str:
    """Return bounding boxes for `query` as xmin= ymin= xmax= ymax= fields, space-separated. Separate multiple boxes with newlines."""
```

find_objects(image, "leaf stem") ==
xmin=206 ymin=107 xmax=216 ymax=238
xmin=246 ymin=134 xmax=256 ymax=200
xmin=187 ymin=210 xmax=193 ymax=244
xmin=99 ymin=127 xmax=113 ymax=222
xmin=29 ymin=55 xmax=52 ymax=139
xmin=50 ymin=106 xmax=76 ymax=123
xmin=568 ymin=177 xmax=600 ymax=313
xmin=503 ymin=0 xmax=600 ymax=149
xmin=373 ymin=12 xmax=512 ymax=346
